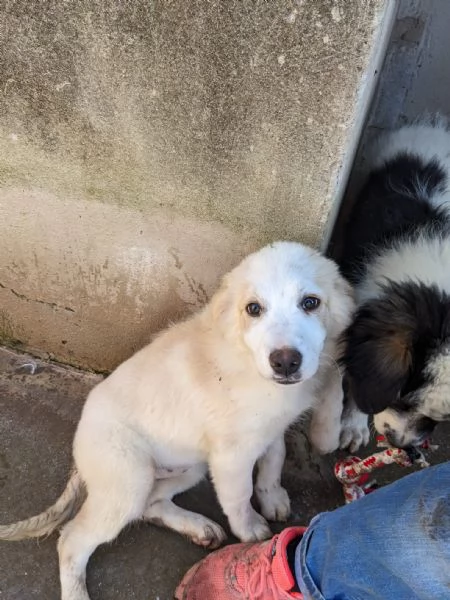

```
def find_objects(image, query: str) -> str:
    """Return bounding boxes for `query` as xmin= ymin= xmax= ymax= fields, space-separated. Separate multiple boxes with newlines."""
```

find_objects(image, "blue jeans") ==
xmin=295 ymin=462 xmax=450 ymax=600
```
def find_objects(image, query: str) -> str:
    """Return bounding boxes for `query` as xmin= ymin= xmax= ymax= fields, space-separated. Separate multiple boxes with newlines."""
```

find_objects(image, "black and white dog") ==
xmin=340 ymin=117 xmax=450 ymax=448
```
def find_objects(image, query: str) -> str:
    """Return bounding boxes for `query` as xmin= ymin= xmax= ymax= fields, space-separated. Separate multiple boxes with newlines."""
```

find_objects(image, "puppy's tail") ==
xmin=0 ymin=469 xmax=85 ymax=541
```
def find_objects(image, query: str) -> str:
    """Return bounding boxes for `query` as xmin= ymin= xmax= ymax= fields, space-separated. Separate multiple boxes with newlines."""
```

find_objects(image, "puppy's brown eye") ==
xmin=301 ymin=296 xmax=321 ymax=312
xmin=246 ymin=302 xmax=263 ymax=317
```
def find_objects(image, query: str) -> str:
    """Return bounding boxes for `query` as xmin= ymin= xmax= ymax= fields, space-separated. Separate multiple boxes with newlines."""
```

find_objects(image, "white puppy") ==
xmin=0 ymin=241 xmax=355 ymax=600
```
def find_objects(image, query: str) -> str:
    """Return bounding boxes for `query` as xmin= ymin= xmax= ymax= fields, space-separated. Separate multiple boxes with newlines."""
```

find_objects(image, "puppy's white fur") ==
xmin=0 ymin=241 xmax=355 ymax=600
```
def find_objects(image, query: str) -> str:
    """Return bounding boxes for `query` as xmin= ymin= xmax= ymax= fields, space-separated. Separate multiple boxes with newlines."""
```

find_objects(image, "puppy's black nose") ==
xmin=384 ymin=430 xmax=400 ymax=448
xmin=269 ymin=348 xmax=302 ymax=377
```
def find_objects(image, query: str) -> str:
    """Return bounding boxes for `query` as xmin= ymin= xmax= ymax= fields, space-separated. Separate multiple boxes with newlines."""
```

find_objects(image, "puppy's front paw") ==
xmin=232 ymin=509 xmax=272 ymax=542
xmin=256 ymin=485 xmax=291 ymax=522
xmin=340 ymin=410 xmax=370 ymax=453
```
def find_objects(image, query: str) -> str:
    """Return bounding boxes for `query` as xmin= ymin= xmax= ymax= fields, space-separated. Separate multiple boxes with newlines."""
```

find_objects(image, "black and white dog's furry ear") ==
xmin=342 ymin=295 xmax=413 ymax=414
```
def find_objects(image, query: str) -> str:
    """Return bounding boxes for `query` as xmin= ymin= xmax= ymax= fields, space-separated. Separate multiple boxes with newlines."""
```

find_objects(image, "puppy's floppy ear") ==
xmin=210 ymin=274 xmax=232 ymax=324
xmin=342 ymin=299 xmax=413 ymax=414
xmin=327 ymin=271 xmax=356 ymax=339
xmin=210 ymin=273 xmax=246 ymax=344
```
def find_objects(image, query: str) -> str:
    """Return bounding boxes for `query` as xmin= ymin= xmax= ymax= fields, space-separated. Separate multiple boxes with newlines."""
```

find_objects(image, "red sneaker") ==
xmin=175 ymin=526 xmax=306 ymax=599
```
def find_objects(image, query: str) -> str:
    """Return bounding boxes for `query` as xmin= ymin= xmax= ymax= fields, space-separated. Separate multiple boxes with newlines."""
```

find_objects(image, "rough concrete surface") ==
xmin=1 ymin=347 xmax=449 ymax=600
xmin=0 ymin=0 xmax=392 ymax=371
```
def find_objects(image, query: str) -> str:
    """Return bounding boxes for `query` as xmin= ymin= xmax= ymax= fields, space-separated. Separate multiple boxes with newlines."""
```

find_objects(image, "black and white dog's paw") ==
xmin=339 ymin=408 xmax=370 ymax=453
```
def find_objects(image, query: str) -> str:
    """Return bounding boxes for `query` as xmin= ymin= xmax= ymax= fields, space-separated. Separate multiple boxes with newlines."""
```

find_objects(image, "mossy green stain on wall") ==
xmin=0 ymin=0 xmax=385 ymax=246
xmin=0 ymin=310 xmax=24 ymax=348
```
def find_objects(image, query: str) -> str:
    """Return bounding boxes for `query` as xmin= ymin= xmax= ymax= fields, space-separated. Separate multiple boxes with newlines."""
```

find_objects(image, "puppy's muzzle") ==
xmin=269 ymin=347 xmax=302 ymax=383
xmin=384 ymin=416 xmax=437 ymax=449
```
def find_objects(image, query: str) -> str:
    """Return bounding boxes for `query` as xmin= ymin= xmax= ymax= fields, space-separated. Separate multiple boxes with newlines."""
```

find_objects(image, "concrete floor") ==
xmin=1 ymin=347 xmax=449 ymax=600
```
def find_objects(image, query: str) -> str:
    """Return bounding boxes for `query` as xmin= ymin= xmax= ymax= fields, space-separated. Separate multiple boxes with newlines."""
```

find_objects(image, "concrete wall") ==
xmin=0 ymin=0 xmax=393 ymax=371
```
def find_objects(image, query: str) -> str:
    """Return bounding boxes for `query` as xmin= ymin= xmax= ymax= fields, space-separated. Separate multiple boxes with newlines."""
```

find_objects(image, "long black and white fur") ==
xmin=340 ymin=116 xmax=450 ymax=448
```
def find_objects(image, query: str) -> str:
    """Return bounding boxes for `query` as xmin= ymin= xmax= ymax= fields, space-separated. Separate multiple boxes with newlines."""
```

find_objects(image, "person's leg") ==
xmin=175 ymin=462 xmax=450 ymax=600
xmin=296 ymin=462 xmax=450 ymax=600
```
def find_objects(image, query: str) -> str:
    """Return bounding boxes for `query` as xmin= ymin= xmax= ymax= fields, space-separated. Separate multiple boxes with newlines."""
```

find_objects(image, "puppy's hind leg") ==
xmin=147 ymin=464 xmax=208 ymax=504
xmin=58 ymin=456 xmax=154 ymax=600
xmin=144 ymin=464 xmax=227 ymax=549
xmin=144 ymin=500 xmax=226 ymax=549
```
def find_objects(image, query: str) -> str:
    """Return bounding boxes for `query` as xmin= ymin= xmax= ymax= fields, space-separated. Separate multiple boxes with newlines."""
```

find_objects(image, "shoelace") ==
xmin=245 ymin=540 xmax=285 ymax=598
